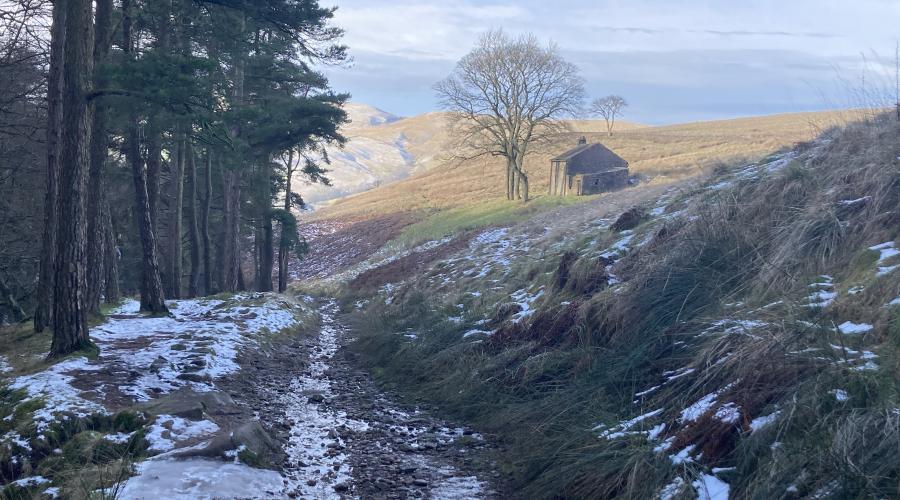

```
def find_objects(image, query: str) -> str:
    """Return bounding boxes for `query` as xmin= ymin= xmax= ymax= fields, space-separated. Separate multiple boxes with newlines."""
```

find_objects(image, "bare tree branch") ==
xmin=434 ymin=30 xmax=585 ymax=201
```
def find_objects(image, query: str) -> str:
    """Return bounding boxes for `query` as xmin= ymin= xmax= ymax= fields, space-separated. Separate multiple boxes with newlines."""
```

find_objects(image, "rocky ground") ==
xmin=0 ymin=291 xmax=500 ymax=498
xmin=220 ymin=299 xmax=502 ymax=499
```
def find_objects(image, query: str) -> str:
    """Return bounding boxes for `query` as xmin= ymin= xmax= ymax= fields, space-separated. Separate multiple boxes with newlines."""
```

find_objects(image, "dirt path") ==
xmin=222 ymin=299 xmax=500 ymax=499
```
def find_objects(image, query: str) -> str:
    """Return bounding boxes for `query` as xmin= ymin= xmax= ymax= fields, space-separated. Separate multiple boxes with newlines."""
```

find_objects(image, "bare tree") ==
xmin=435 ymin=30 xmax=585 ymax=201
xmin=591 ymin=95 xmax=628 ymax=137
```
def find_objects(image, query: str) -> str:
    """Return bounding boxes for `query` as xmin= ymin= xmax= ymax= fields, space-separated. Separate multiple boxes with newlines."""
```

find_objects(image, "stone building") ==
xmin=549 ymin=137 xmax=629 ymax=196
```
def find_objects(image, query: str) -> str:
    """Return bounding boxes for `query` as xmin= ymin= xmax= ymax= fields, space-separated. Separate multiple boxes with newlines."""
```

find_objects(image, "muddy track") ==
xmin=222 ymin=299 xmax=501 ymax=499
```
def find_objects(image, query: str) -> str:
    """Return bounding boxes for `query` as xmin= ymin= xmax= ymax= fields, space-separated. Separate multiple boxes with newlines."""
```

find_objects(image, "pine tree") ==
xmin=50 ymin=0 xmax=95 ymax=356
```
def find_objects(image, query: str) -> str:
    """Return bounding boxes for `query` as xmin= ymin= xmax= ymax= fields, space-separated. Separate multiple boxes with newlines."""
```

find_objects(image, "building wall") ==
xmin=572 ymin=168 xmax=629 ymax=195
xmin=549 ymin=160 xmax=568 ymax=196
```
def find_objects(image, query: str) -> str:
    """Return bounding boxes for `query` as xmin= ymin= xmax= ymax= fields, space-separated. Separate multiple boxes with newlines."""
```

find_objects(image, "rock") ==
xmin=307 ymin=393 xmax=325 ymax=404
xmin=176 ymin=373 xmax=212 ymax=383
xmin=178 ymin=421 xmax=284 ymax=467
xmin=136 ymin=389 xmax=240 ymax=420
xmin=197 ymin=390 xmax=242 ymax=416
xmin=333 ymin=483 xmax=349 ymax=492
xmin=412 ymin=479 xmax=428 ymax=487
xmin=611 ymin=206 xmax=649 ymax=232
xmin=149 ymin=356 xmax=169 ymax=373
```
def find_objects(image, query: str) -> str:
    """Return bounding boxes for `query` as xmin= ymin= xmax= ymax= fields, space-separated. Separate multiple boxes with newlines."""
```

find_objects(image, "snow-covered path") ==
xmin=117 ymin=298 xmax=497 ymax=498
xmin=223 ymin=299 xmax=498 ymax=499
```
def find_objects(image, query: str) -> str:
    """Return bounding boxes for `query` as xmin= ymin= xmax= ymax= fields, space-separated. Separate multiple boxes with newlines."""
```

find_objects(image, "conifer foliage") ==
xmin=0 ymin=0 xmax=347 ymax=356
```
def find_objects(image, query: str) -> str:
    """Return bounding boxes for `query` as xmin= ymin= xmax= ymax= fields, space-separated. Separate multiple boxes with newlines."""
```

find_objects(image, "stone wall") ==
xmin=574 ymin=168 xmax=629 ymax=195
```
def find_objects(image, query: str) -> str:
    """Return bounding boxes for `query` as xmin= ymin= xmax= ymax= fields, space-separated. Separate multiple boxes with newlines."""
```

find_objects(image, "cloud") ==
xmin=689 ymin=29 xmax=840 ymax=39
xmin=324 ymin=0 xmax=900 ymax=123
xmin=333 ymin=1 xmax=529 ymax=61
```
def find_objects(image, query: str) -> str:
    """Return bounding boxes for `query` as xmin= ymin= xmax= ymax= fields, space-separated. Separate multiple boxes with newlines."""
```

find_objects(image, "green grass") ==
xmin=393 ymin=195 xmax=595 ymax=251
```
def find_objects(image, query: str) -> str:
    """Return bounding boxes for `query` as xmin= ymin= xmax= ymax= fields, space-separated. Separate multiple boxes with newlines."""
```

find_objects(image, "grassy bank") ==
xmin=344 ymin=115 xmax=900 ymax=498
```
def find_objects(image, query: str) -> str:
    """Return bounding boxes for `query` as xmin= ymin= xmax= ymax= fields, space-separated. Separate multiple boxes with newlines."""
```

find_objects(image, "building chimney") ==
xmin=577 ymin=136 xmax=587 ymax=146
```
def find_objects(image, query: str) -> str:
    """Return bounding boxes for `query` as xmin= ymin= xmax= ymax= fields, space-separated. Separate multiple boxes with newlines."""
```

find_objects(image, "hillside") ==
xmin=311 ymin=109 xmax=861 ymax=219
xmin=312 ymin=114 xmax=900 ymax=498
xmin=299 ymin=103 xmax=649 ymax=206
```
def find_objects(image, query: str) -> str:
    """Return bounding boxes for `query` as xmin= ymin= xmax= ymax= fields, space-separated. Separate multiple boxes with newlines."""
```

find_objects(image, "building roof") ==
xmin=552 ymin=143 xmax=594 ymax=161
xmin=552 ymin=142 xmax=626 ymax=163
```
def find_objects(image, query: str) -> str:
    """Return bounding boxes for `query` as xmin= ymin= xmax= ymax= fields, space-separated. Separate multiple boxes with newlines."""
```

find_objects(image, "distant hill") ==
xmin=298 ymin=104 xmax=647 ymax=206
xmin=298 ymin=104 xmax=452 ymax=205
xmin=311 ymin=109 xmax=862 ymax=220
xmin=342 ymin=102 xmax=403 ymax=129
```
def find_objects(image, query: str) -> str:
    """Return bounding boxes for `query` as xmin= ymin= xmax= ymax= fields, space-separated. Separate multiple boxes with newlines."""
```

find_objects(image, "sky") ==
xmin=322 ymin=0 xmax=900 ymax=124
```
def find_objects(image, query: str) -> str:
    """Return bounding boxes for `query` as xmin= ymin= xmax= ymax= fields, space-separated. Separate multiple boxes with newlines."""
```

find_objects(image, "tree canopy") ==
xmin=435 ymin=30 xmax=585 ymax=201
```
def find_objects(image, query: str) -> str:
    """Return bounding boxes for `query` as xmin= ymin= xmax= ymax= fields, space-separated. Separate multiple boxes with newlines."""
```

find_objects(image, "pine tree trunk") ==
xmin=253 ymin=212 xmax=261 ymax=288
xmin=102 ymin=200 xmax=120 ymax=304
xmin=128 ymin=123 xmax=168 ymax=314
xmin=123 ymin=0 xmax=166 ymax=314
xmin=169 ymin=132 xmax=185 ymax=299
xmin=201 ymin=152 xmax=213 ymax=294
xmin=34 ymin=0 xmax=66 ymax=333
xmin=146 ymin=120 xmax=165 ymax=290
xmin=257 ymin=159 xmax=274 ymax=292
xmin=50 ymin=0 xmax=95 ymax=357
xmin=85 ymin=0 xmax=113 ymax=315
xmin=186 ymin=142 xmax=201 ymax=297
xmin=260 ymin=214 xmax=274 ymax=292
xmin=221 ymin=168 xmax=242 ymax=293
xmin=278 ymin=150 xmax=294 ymax=293
xmin=221 ymin=12 xmax=245 ymax=294
xmin=277 ymin=236 xmax=289 ymax=293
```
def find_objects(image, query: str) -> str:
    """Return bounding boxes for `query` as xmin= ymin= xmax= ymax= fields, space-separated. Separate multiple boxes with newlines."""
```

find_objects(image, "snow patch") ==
xmin=837 ymin=321 xmax=873 ymax=335
xmin=429 ymin=473 xmax=488 ymax=499
xmin=11 ymin=475 xmax=50 ymax=487
xmin=749 ymin=411 xmax=781 ymax=432
xmin=9 ymin=357 xmax=106 ymax=431
xmin=837 ymin=196 xmax=871 ymax=206
xmin=693 ymin=473 xmax=730 ymax=500
xmin=713 ymin=403 xmax=741 ymax=424
xmin=659 ymin=477 xmax=686 ymax=500
xmin=831 ymin=389 xmax=849 ymax=402
xmin=509 ymin=288 xmax=544 ymax=323
xmin=595 ymin=408 xmax=663 ymax=440
xmin=119 ymin=458 xmax=283 ymax=500
xmin=870 ymin=241 xmax=899 ymax=262
xmin=680 ymin=393 xmax=718 ymax=423
xmin=669 ymin=444 xmax=696 ymax=464
xmin=146 ymin=415 xmax=220 ymax=452
xmin=599 ymin=232 xmax=634 ymax=259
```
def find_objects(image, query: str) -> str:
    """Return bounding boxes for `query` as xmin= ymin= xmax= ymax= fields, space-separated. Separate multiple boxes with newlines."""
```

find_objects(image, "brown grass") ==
xmin=315 ymin=109 xmax=863 ymax=221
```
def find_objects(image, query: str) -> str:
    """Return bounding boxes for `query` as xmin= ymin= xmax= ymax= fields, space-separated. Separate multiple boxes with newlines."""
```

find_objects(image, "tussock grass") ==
xmin=347 ymin=114 xmax=900 ymax=498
